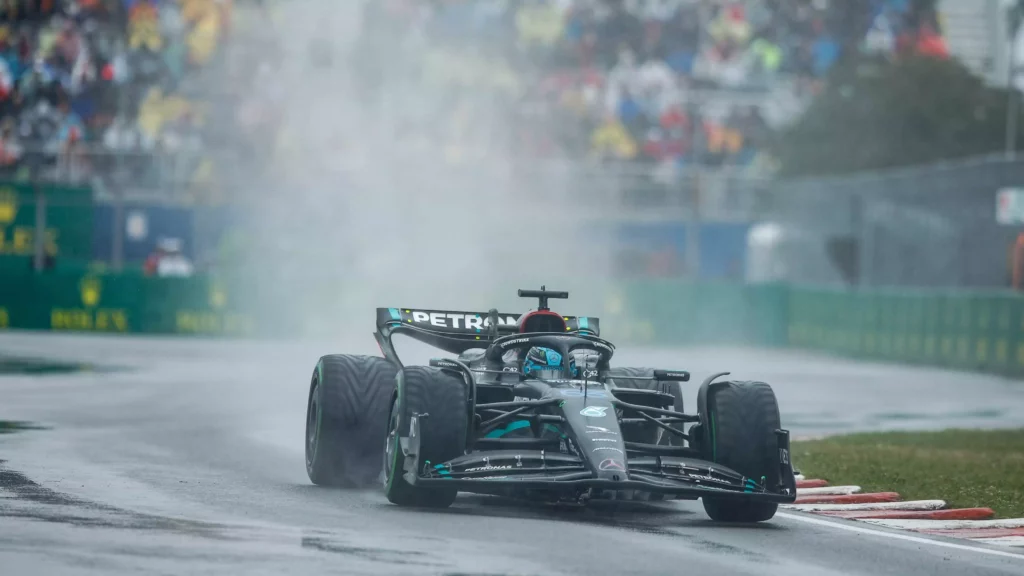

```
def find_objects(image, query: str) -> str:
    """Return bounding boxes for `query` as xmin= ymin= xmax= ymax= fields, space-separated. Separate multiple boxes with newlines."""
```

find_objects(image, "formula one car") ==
xmin=305 ymin=287 xmax=796 ymax=522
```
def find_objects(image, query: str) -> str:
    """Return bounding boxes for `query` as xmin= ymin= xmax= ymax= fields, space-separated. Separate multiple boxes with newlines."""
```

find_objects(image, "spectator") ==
xmin=0 ymin=0 xmax=230 ymax=190
xmin=144 ymin=237 xmax=194 ymax=277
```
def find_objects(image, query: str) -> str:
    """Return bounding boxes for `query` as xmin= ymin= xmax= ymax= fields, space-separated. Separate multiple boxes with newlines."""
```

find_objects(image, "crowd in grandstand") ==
xmin=0 ymin=1 xmax=951 ymax=189
xmin=0 ymin=0 xmax=230 ymax=189
xmin=362 ymin=0 xmax=950 ymax=171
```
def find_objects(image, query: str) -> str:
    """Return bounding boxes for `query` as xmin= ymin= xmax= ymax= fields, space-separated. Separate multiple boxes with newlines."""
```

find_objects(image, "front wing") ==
xmin=398 ymin=416 xmax=797 ymax=503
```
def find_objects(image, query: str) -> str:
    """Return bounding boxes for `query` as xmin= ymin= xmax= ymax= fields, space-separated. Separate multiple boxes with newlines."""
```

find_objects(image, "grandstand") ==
xmin=348 ymin=0 xmax=955 ymax=177
xmin=0 ymin=0 xmax=1010 ymax=291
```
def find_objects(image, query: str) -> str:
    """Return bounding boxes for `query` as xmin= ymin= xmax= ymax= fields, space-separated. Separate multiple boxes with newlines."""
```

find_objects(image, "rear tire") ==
xmin=384 ymin=366 xmax=468 ymax=508
xmin=305 ymin=355 xmax=398 ymax=488
xmin=699 ymin=381 xmax=782 ymax=523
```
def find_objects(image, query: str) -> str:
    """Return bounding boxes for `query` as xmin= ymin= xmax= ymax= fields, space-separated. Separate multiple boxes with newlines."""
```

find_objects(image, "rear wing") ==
xmin=375 ymin=307 xmax=600 ymax=355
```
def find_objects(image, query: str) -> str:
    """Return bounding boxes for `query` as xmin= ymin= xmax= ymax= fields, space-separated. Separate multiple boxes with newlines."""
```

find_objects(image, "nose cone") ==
xmin=557 ymin=393 xmax=627 ymax=480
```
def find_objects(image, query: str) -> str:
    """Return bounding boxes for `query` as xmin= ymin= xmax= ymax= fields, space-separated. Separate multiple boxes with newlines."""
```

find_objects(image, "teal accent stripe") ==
xmin=578 ymin=317 xmax=589 ymax=330
xmin=542 ymin=423 xmax=565 ymax=438
xmin=388 ymin=308 xmax=402 ymax=320
xmin=486 ymin=420 xmax=531 ymax=438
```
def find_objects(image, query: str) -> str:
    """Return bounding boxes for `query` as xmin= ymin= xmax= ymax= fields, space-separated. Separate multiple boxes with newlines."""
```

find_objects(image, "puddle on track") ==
xmin=0 ymin=355 xmax=128 ymax=376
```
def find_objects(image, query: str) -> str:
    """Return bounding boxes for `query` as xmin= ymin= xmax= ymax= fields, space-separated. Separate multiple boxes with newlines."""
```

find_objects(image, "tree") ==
xmin=772 ymin=54 xmax=1024 ymax=178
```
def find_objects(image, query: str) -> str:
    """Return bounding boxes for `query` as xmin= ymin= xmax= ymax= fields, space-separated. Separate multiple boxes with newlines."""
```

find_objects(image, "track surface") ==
xmin=1 ymin=333 xmax=1023 ymax=575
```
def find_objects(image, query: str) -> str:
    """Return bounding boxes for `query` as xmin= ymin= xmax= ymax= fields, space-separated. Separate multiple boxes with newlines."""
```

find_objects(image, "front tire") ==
xmin=305 ymin=355 xmax=398 ymax=487
xmin=699 ymin=380 xmax=784 ymax=523
xmin=384 ymin=366 xmax=468 ymax=508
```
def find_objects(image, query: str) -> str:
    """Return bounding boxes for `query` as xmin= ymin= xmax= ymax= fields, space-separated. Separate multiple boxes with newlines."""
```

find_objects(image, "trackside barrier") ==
xmin=0 ymin=267 xmax=299 ymax=338
xmin=2 ymin=272 xmax=1024 ymax=377
xmin=611 ymin=282 xmax=1024 ymax=377
xmin=782 ymin=286 xmax=1024 ymax=377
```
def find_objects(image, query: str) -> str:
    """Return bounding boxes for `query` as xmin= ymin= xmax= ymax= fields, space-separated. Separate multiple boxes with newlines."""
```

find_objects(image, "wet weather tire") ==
xmin=700 ymin=381 xmax=782 ymax=523
xmin=305 ymin=355 xmax=398 ymax=488
xmin=384 ymin=366 xmax=468 ymax=508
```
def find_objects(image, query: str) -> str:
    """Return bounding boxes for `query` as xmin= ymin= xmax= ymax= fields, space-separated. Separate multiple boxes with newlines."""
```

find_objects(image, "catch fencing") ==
xmin=760 ymin=154 xmax=1024 ymax=290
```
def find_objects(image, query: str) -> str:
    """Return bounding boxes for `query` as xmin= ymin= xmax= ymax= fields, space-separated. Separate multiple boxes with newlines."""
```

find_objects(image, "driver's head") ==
xmin=522 ymin=347 xmax=576 ymax=380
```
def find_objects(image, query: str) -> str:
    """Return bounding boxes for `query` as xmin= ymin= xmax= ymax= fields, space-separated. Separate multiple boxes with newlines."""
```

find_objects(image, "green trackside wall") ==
xmin=1 ymin=271 xmax=1023 ymax=377
xmin=0 ymin=182 xmax=93 ymax=260
xmin=0 ymin=268 xmax=287 ymax=337
xmin=784 ymin=287 xmax=1024 ymax=376
xmin=607 ymin=282 xmax=1024 ymax=377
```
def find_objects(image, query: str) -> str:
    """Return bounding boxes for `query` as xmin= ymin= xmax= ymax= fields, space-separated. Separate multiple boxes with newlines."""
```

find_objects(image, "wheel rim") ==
xmin=306 ymin=380 xmax=320 ymax=469
xmin=383 ymin=401 xmax=399 ymax=485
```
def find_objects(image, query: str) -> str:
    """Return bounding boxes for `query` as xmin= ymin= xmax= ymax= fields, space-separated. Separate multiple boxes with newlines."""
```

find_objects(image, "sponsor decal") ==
xmin=51 ymin=275 xmax=131 ymax=334
xmin=585 ymin=425 xmax=617 ymax=435
xmin=581 ymin=369 xmax=599 ymax=379
xmin=478 ymin=476 xmax=509 ymax=480
xmin=409 ymin=311 xmax=519 ymax=330
xmin=661 ymin=372 xmax=689 ymax=380
xmin=591 ymin=447 xmax=624 ymax=454
xmin=501 ymin=337 xmax=531 ymax=349
xmin=465 ymin=465 xmax=512 ymax=473
xmin=502 ymin=366 xmax=519 ymax=373
xmin=513 ymin=396 xmax=532 ymax=402
xmin=433 ymin=359 xmax=460 ymax=369
xmin=598 ymin=459 xmax=625 ymax=471
xmin=579 ymin=406 xmax=608 ymax=418
xmin=560 ymin=389 xmax=608 ymax=399
xmin=591 ymin=438 xmax=617 ymax=442
xmin=174 ymin=311 xmax=254 ymax=336
xmin=779 ymin=448 xmax=790 ymax=465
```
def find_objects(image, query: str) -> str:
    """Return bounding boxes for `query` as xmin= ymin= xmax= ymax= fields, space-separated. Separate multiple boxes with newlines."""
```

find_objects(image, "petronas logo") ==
xmin=80 ymin=276 xmax=102 ymax=308
xmin=0 ymin=187 xmax=16 ymax=224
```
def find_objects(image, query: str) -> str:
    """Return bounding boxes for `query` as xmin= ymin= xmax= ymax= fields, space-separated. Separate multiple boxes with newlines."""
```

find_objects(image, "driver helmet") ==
xmin=522 ymin=347 xmax=577 ymax=380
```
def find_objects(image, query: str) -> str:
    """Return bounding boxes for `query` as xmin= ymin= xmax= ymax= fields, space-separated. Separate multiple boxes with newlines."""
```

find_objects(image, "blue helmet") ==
xmin=522 ymin=347 xmax=577 ymax=379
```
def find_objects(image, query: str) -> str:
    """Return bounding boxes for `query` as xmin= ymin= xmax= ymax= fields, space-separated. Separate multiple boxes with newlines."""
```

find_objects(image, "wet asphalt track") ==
xmin=2 ymin=332 xmax=1024 ymax=575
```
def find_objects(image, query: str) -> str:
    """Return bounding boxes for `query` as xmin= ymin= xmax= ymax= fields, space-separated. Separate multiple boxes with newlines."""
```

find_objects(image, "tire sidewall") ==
xmin=305 ymin=365 xmax=323 ymax=477
xmin=305 ymin=355 xmax=398 ymax=488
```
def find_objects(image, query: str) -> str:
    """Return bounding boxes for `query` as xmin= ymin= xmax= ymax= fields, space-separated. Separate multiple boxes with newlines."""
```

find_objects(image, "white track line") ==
xmin=862 ymin=518 xmax=1024 ymax=530
xmin=782 ymin=500 xmax=946 ymax=512
xmin=971 ymin=536 xmax=1024 ymax=547
xmin=776 ymin=513 xmax=1024 ymax=560
xmin=797 ymin=485 xmax=861 ymax=496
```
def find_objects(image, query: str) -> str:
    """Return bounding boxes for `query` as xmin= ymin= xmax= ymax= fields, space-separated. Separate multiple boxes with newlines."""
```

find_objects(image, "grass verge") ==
xmin=792 ymin=429 xmax=1024 ymax=519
